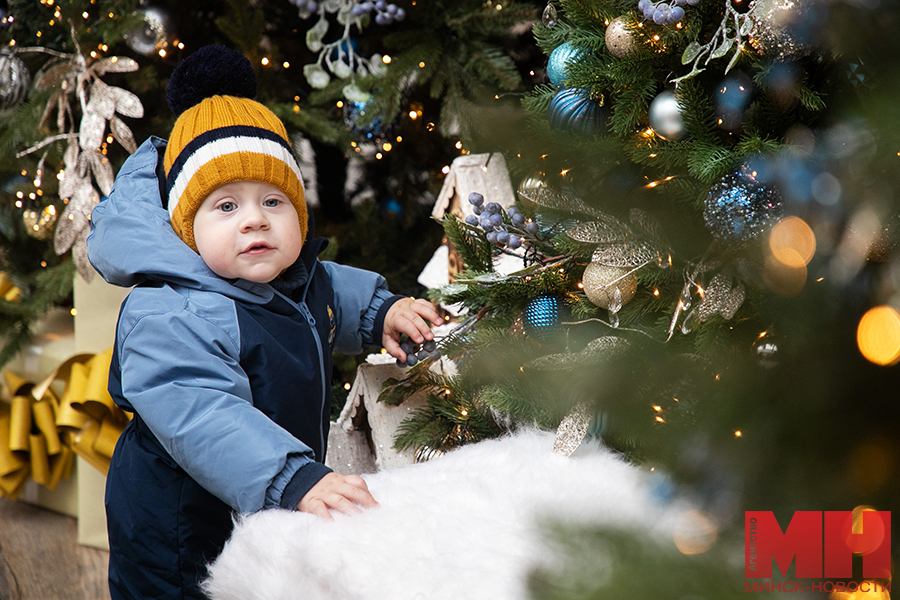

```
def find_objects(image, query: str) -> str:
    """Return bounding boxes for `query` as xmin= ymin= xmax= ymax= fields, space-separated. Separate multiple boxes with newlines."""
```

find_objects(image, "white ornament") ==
xmin=648 ymin=90 xmax=686 ymax=141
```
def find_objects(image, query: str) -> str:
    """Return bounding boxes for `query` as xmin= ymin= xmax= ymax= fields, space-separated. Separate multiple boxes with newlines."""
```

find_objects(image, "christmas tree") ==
xmin=374 ymin=0 xmax=899 ymax=595
xmin=0 ymin=0 xmax=540 ymax=375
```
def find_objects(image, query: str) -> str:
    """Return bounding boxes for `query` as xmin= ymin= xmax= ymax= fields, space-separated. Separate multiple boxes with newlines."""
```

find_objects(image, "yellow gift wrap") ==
xmin=0 ymin=347 xmax=128 ymax=500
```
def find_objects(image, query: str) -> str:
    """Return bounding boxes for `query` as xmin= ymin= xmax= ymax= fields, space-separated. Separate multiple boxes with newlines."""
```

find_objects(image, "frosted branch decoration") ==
xmin=15 ymin=26 xmax=143 ymax=281
xmin=673 ymin=0 xmax=759 ymax=84
xmin=296 ymin=0 xmax=405 ymax=102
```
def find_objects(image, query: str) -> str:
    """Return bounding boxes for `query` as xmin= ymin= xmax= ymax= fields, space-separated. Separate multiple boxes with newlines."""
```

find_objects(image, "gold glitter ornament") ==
xmin=605 ymin=17 xmax=638 ymax=58
xmin=22 ymin=204 xmax=59 ymax=241
xmin=516 ymin=172 xmax=549 ymax=210
xmin=510 ymin=312 xmax=527 ymax=337
xmin=582 ymin=262 xmax=637 ymax=309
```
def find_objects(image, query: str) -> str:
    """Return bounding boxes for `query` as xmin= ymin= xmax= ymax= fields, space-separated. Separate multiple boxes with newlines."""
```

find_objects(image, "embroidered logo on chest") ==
xmin=327 ymin=304 xmax=336 ymax=345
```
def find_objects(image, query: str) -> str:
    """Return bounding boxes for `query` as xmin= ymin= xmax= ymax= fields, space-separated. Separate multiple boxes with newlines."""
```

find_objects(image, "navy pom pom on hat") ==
xmin=163 ymin=45 xmax=307 ymax=252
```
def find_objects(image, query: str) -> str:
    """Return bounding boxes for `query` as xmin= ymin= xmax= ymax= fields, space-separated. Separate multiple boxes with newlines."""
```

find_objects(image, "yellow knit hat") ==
xmin=163 ymin=48 xmax=306 ymax=252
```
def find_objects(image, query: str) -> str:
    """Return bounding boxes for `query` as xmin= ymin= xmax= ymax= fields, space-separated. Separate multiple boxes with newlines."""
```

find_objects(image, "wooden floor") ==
xmin=0 ymin=498 xmax=109 ymax=600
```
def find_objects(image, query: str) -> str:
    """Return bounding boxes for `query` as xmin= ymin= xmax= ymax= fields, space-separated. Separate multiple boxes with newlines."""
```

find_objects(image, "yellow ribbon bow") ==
xmin=0 ymin=348 xmax=129 ymax=500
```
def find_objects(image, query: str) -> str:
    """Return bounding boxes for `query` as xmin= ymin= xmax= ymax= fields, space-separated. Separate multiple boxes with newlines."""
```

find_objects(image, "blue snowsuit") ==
xmin=87 ymin=137 xmax=399 ymax=600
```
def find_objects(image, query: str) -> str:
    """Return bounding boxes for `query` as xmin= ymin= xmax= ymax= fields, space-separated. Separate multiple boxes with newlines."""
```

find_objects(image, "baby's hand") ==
xmin=382 ymin=297 xmax=443 ymax=361
xmin=297 ymin=472 xmax=378 ymax=521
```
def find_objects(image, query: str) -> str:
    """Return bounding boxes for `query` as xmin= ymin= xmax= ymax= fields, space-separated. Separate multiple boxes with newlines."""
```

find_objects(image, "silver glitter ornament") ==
xmin=0 ymin=52 xmax=31 ymax=110
xmin=605 ymin=17 xmax=638 ymax=58
xmin=749 ymin=0 xmax=813 ymax=59
xmin=553 ymin=404 xmax=592 ymax=456
xmin=703 ymin=170 xmax=784 ymax=244
xmin=582 ymin=262 xmax=637 ymax=309
xmin=648 ymin=90 xmax=686 ymax=141
xmin=697 ymin=274 xmax=745 ymax=322
xmin=125 ymin=7 xmax=172 ymax=56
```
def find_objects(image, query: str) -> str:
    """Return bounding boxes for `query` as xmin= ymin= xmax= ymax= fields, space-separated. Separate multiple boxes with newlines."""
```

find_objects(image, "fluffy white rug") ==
xmin=203 ymin=430 xmax=686 ymax=600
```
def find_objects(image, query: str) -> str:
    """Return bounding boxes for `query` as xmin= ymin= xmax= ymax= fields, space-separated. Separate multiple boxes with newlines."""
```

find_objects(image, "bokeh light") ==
xmin=673 ymin=510 xmax=717 ymax=555
xmin=770 ymin=216 xmax=816 ymax=267
xmin=843 ymin=506 xmax=887 ymax=556
xmin=763 ymin=254 xmax=807 ymax=296
xmin=856 ymin=306 xmax=900 ymax=366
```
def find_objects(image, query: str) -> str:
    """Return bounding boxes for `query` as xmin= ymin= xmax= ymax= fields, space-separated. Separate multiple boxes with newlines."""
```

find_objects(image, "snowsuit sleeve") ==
xmin=117 ymin=303 xmax=321 ymax=514
xmin=322 ymin=261 xmax=403 ymax=354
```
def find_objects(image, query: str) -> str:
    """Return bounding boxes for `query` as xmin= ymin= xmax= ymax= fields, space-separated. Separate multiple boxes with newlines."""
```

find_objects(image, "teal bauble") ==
xmin=547 ymin=42 xmax=588 ymax=86
xmin=548 ymin=87 xmax=607 ymax=135
xmin=522 ymin=293 xmax=567 ymax=342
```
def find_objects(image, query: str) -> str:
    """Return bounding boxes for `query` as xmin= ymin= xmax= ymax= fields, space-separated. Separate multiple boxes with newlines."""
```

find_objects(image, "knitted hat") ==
xmin=163 ymin=45 xmax=306 ymax=252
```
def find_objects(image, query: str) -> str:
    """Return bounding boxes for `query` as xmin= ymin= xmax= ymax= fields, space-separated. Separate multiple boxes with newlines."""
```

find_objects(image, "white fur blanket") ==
xmin=204 ymin=431 xmax=684 ymax=600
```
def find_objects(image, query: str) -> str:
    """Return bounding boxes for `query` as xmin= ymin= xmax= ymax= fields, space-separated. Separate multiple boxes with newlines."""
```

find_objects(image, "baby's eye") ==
xmin=218 ymin=201 xmax=237 ymax=213
xmin=263 ymin=197 xmax=282 ymax=208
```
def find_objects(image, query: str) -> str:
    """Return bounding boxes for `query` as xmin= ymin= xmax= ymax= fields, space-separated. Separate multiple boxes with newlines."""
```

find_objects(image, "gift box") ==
xmin=1 ymin=275 xmax=128 ymax=550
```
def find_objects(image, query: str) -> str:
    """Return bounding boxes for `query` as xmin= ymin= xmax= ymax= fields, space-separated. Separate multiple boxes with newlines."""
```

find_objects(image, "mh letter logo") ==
xmin=745 ymin=510 xmax=891 ymax=579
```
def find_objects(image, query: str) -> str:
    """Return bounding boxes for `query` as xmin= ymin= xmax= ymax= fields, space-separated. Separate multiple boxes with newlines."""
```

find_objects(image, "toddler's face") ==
xmin=193 ymin=180 xmax=303 ymax=283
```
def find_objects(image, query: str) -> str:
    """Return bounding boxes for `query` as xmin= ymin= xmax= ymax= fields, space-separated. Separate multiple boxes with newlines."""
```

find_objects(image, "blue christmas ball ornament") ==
xmin=522 ymin=293 xmax=567 ymax=342
xmin=703 ymin=170 xmax=784 ymax=243
xmin=343 ymin=99 xmax=390 ymax=140
xmin=548 ymin=87 xmax=607 ymax=135
xmin=546 ymin=42 xmax=588 ymax=86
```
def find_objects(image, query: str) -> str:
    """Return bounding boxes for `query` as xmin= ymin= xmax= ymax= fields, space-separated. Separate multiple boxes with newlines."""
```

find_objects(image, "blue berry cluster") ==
xmin=397 ymin=338 xmax=440 ymax=368
xmin=464 ymin=192 xmax=538 ymax=250
xmin=638 ymin=0 xmax=695 ymax=25
xmin=351 ymin=1 xmax=406 ymax=24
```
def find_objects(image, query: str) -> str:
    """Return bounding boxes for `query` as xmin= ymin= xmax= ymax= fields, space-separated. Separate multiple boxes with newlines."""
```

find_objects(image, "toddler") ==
xmin=87 ymin=45 xmax=441 ymax=600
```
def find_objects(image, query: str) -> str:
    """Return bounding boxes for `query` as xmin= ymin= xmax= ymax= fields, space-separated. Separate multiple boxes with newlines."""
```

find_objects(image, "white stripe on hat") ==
xmin=168 ymin=136 xmax=303 ymax=216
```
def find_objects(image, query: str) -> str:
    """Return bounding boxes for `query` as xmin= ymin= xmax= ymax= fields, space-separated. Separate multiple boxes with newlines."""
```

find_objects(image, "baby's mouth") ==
xmin=242 ymin=242 xmax=272 ymax=254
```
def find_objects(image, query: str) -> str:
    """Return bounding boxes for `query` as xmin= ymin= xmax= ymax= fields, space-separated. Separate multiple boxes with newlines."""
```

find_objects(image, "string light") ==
xmin=261 ymin=57 xmax=269 ymax=65
xmin=382 ymin=55 xmax=391 ymax=64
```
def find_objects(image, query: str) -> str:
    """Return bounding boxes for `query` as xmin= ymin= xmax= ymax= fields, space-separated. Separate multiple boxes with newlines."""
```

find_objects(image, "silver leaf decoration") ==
xmin=697 ymin=274 xmax=745 ymax=322
xmin=517 ymin=187 xmax=603 ymax=217
xmin=591 ymin=240 xmax=657 ymax=267
xmin=526 ymin=335 xmax=628 ymax=370
xmin=54 ymin=183 xmax=98 ymax=255
xmin=90 ymin=56 xmax=139 ymax=76
xmin=567 ymin=216 xmax=632 ymax=244
xmin=58 ymin=167 xmax=83 ymax=201
xmin=87 ymin=80 xmax=117 ymax=119
xmin=34 ymin=59 xmax=75 ymax=90
xmin=71 ymin=227 xmax=95 ymax=282
xmin=79 ymin=110 xmax=107 ymax=151
xmin=109 ymin=85 xmax=144 ymax=119
xmin=58 ymin=141 xmax=82 ymax=199
xmin=110 ymin=117 xmax=137 ymax=153
xmin=89 ymin=150 xmax=114 ymax=196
